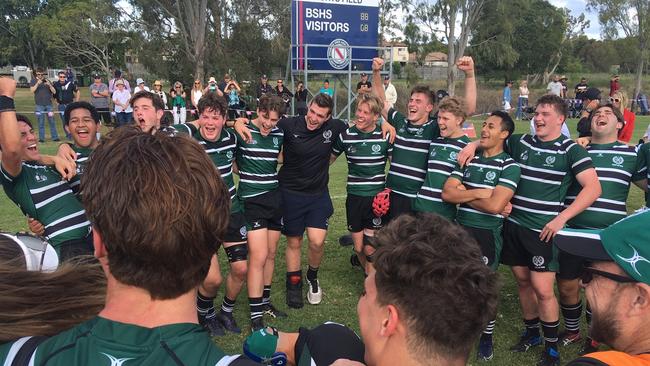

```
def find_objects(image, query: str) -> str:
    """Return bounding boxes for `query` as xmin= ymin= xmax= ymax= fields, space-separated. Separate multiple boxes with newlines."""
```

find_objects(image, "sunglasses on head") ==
xmin=608 ymin=97 xmax=621 ymax=103
xmin=581 ymin=267 xmax=638 ymax=285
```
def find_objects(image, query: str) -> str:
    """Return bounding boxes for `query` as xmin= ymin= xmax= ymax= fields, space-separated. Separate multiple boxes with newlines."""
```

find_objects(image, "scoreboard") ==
xmin=291 ymin=0 xmax=380 ymax=72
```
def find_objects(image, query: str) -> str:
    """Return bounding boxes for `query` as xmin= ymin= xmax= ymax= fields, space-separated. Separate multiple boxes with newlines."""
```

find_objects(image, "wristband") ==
xmin=0 ymin=96 xmax=16 ymax=112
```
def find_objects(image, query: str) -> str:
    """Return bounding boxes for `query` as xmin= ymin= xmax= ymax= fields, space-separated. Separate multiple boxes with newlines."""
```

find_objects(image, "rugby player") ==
xmin=0 ymin=126 xmax=258 ymax=365
xmin=370 ymin=57 xmax=476 ymax=222
xmin=132 ymin=91 xmax=165 ymax=134
xmin=236 ymin=95 xmax=287 ymax=331
xmin=171 ymin=93 xmax=248 ymax=335
xmin=557 ymin=104 xmax=646 ymax=353
xmin=0 ymin=78 xmax=92 ymax=260
xmin=331 ymin=93 xmax=392 ymax=273
xmin=459 ymin=95 xmax=601 ymax=366
xmin=412 ymin=96 xmax=472 ymax=220
xmin=442 ymin=110 xmax=520 ymax=360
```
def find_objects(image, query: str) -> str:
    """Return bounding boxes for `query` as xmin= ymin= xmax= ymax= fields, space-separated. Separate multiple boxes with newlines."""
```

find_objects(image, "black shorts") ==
xmin=460 ymin=224 xmax=502 ymax=270
xmin=224 ymin=211 xmax=248 ymax=243
xmin=243 ymin=190 xmax=283 ymax=231
xmin=281 ymin=189 xmax=334 ymax=237
xmin=58 ymin=232 xmax=94 ymax=262
xmin=346 ymin=194 xmax=383 ymax=232
xmin=501 ymin=220 xmax=559 ymax=272
xmin=557 ymin=250 xmax=586 ymax=280
xmin=385 ymin=191 xmax=414 ymax=223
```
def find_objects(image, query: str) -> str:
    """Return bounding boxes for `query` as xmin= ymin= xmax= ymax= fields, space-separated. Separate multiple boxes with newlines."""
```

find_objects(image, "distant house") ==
xmin=423 ymin=52 xmax=448 ymax=67
xmin=382 ymin=41 xmax=409 ymax=64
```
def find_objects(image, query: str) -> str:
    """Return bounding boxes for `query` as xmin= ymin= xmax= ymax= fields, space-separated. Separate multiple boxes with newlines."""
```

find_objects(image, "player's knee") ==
xmin=557 ymin=279 xmax=580 ymax=300
xmin=225 ymin=243 xmax=248 ymax=263
xmin=202 ymin=272 xmax=223 ymax=293
xmin=363 ymin=235 xmax=377 ymax=262
xmin=230 ymin=261 xmax=248 ymax=281
xmin=308 ymin=240 xmax=325 ymax=251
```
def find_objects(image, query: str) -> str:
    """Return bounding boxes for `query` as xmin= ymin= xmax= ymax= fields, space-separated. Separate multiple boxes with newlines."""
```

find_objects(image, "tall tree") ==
xmin=587 ymin=0 xmax=649 ymax=107
xmin=0 ymin=0 xmax=57 ymax=68
xmin=413 ymin=0 xmax=485 ymax=94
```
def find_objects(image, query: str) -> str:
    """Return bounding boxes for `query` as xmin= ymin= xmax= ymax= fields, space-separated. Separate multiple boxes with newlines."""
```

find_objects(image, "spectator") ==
xmin=610 ymin=91 xmax=636 ymax=143
xmin=576 ymin=87 xmax=602 ymax=138
xmin=192 ymin=79 xmax=204 ymax=111
xmin=502 ymin=80 xmax=513 ymax=112
xmin=171 ymin=81 xmax=187 ymax=125
xmin=516 ymin=80 xmax=529 ymax=120
xmin=89 ymin=74 xmax=112 ymax=127
xmin=108 ymin=69 xmax=130 ymax=94
xmin=356 ymin=73 xmax=371 ymax=94
xmin=609 ymin=74 xmax=620 ymax=96
xmin=383 ymin=75 xmax=397 ymax=109
xmin=275 ymin=79 xmax=293 ymax=113
xmin=64 ymin=66 xmax=74 ymax=83
xmin=574 ymin=77 xmax=589 ymax=99
xmin=560 ymin=75 xmax=568 ymax=98
xmin=151 ymin=80 xmax=168 ymax=109
xmin=111 ymin=79 xmax=132 ymax=127
xmin=29 ymin=67 xmax=59 ymax=142
xmin=205 ymin=77 xmax=221 ymax=95
xmin=226 ymin=79 xmax=243 ymax=120
xmin=133 ymin=78 xmax=150 ymax=93
xmin=295 ymin=81 xmax=308 ymax=116
xmin=319 ymin=79 xmax=334 ymax=97
xmin=638 ymin=91 xmax=649 ymax=115
xmin=53 ymin=70 xmax=80 ymax=139
xmin=219 ymin=73 xmax=231 ymax=93
xmin=256 ymin=74 xmax=273 ymax=100
xmin=556 ymin=212 xmax=650 ymax=366
xmin=546 ymin=75 xmax=563 ymax=97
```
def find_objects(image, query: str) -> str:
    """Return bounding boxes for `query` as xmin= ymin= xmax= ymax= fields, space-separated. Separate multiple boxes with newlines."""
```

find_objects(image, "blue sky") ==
xmin=549 ymin=0 xmax=602 ymax=39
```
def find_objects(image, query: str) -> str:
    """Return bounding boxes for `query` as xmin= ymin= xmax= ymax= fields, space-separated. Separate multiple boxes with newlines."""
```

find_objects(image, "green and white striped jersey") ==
xmin=236 ymin=123 xmax=283 ymax=198
xmin=332 ymin=125 xmax=392 ymax=197
xmin=566 ymin=142 xmax=645 ymax=229
xmin=637 ymin=142 xmax=650 ymax=207
xmin=450 ymin=152 xmax=521 ymax=229
xmin=1 ymin=162 xmax=90 ymax=251
xmin=506 ymin=134 xmax=593 ymax=230
xmin=413 ymin=135 xmax=471 ymax=220
xmin=69 ymin=145 xmax=93 ymax=195
xmin=385 ymin=108 xmax=440 ymax=198
xmin=0 ymin=317 xmax=245 ymax=366
xmin=170 ymin=123 xmax=241 ymax=213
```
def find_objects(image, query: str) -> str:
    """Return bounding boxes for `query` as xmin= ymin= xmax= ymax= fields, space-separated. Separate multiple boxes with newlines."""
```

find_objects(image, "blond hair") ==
xmin=438 ymin=96 xmax=467 ymax=120
xmin=356 ymin=93 xmax=383 ymax=117
xmin=611 ymin=90 xmax=629 ymax=113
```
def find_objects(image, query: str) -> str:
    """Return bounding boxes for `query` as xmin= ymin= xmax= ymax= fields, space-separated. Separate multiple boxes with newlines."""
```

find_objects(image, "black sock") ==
xmin=197 ymin=293 xmax=216 ymax=319
xmin=249 ymin=297 xmax=264 ymax=321
xmin=561 ymin=301 xmax=582 ymax=333
xmin=541 ymin=320 xmax=560 ymax=351
xmin=482 ymin=319 xmax=496 ymax=343
xmin=585 ymin=303 xmax=592 ymax=326
xmin=306 ymin=266 xmax=319 ymax=283
xmin=262 ymin=285 xmax=272 ymax=306
xmin=524 ymin=317 xmax=541 ymax=337
xmin=286 ymin=270 xmax=302 ymax=285
xmin=220 ymin=296 xmax=236 ymax=315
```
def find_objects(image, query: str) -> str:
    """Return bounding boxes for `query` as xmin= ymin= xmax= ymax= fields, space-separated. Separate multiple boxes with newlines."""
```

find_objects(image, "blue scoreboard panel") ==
xmin=291 ymin=0 xmax=379 ymax=72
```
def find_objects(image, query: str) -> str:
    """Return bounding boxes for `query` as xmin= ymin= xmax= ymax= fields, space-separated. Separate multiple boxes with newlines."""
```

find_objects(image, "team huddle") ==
xmin=0 ymin=53 xmax=650 ymax=366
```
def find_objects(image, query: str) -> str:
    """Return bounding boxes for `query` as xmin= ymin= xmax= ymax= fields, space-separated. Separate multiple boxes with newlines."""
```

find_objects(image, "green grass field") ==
xmin=2 ymin=87 xmax=649 ymax=364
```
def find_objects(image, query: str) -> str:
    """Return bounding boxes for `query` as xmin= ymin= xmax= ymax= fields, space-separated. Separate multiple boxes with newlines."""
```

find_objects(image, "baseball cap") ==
xmin=384 ymin=75 xmax=390 ymax=80
xmin=261 ymin=74 xmax=268 ymax=79
xmin=555 ymin=211 xmax=650 ymax=284
xmin=209 ymin=76 xmax=217 ymax=83
xmin=243 ymin=328 xmax=284 ymax=364
xmin=583 ymin=87 xmax=601 ymax=101
xmin=136 ymin=78 xmax=144 ymax=85
xmin=360 ymin=72 xmax=367 ymax=76
xmin=93 ymin=74 xmax=101 ymax=79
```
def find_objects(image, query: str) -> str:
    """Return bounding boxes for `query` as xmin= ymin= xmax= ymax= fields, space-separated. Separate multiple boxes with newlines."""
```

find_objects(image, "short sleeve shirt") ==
xmin=89 ymin=83 xmax=110 ymax=108
xmin=506 ymin=134 xmax=593 ymax=230
xmin=68 ymin=145 xmax=94 ymax=195
xmin=53 ymin=80 xmax=78 ymax=104
xmin=236 ymin=123 xmax=283 ymax=198
xmin=450 ymin=152 xmax=521 ymax=229
xmin=30 ymin=78 xmax=54 ymax=106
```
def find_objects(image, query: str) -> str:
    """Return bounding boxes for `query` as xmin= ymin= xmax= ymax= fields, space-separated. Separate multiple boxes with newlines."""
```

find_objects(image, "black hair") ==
xmin=64 ymin=101 xmax=100 ymax=126
xmin=490 ymin=110 xmax=515 ymax=138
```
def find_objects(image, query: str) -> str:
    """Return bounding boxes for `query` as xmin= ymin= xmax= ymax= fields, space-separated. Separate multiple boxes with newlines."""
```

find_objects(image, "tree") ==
xmin=378 ymin=0 xmax=411 ymax=43
xmin=31 ymin=0 xmax=128 ymax=77
xmin=412 ymin=0 xmax=485 ymax=94
xmin=587 ymin=0 xmax=649 ymax=107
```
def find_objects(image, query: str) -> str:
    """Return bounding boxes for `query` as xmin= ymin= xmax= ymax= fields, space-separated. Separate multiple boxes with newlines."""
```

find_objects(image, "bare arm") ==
xmin=456 ymin=56 xmax=476 ymax=115
xmin=540 ymin=168 xmax=601 ymax=242
xmin=0 ymin=78 xmax=22 ymax=177
xmin=371 ymin=58 xmax=389 ymax=120
xmin=466 ymin=186 xmax=516 ymax=215
xmin=329 ymin=153 xmax=338 ymax=165
xmin=441 ymin=177 xmax=492 ymax=204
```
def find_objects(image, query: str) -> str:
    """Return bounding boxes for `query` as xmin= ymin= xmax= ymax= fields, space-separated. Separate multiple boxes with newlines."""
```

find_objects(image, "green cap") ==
xmin=555 ymin=210 xmax=650 ymax=284
xmin=243 ymin=328 xmax=279 ymax=362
